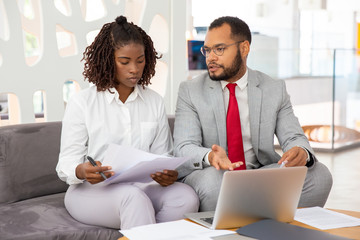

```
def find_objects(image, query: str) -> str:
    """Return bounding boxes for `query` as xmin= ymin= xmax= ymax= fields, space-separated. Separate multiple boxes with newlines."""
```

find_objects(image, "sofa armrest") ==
xmin=0 ymin=121 xmax=68 ymax=204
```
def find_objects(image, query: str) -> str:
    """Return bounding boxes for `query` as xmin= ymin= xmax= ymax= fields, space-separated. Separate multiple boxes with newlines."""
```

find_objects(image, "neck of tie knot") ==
xmin=226 ymin=83 xmax=236 ymax=96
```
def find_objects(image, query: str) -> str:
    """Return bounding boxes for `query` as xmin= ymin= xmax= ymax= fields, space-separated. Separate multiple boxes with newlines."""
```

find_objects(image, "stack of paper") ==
xmin=294 ymin=207 xmax=360 ymax=230
xmin=120 ymin=220 xmax=235 ymax=240
xmin=101 ymin=144 xmax=189 ymax=184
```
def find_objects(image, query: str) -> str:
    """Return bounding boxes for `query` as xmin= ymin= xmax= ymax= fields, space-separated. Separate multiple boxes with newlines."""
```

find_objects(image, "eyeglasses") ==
xmin=200 ymin=40 xmax=244 ymax=57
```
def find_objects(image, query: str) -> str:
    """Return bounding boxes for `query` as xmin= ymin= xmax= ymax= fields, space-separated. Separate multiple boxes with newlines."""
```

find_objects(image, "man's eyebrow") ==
xmin=203 ymin=43 xmax=226 ymax=48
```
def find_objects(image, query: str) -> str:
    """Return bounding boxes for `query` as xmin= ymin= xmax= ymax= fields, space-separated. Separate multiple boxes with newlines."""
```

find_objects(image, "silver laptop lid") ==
xmin=212 ymin=166 xmax=307 ymax=229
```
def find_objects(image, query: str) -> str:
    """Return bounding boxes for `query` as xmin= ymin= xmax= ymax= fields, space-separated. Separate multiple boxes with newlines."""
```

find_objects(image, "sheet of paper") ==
xmin=101 ymin=144 xmax=189 ymax=184
xmin=294 ymin=207 xmax=360 ymax=230
xmin=120 ymin=219 xmax=235 ymax=240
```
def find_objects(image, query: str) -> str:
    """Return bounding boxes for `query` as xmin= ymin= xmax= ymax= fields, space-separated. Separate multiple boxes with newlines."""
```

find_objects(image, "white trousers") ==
xmin=64 ymin=181 xmax=199 ymax=230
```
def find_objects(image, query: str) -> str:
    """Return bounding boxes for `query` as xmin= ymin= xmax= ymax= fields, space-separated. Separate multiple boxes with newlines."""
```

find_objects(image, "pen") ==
xmin=87 ymin=156 xmax=107 ymax=180
xmin=280 ymin=160 xmax=288 ymax=168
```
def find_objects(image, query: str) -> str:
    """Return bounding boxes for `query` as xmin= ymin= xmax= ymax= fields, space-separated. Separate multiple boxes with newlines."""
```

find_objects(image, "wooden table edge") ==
xmin=119 ymin=208 xmax=360 ymax=240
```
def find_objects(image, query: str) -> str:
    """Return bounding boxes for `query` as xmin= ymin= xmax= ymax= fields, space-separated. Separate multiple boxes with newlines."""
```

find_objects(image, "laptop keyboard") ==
xmin=200 ymin=217 xmax=214 ymax=224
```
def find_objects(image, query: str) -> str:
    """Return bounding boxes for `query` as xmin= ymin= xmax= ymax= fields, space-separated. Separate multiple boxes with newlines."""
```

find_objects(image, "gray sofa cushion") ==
xmin=0 ymin=122 xmax=123 ymax=239
xmin=0 ymin=192 xmax=122 ymax=240
xmin=0 ymin=121 xmax=68 ymax=204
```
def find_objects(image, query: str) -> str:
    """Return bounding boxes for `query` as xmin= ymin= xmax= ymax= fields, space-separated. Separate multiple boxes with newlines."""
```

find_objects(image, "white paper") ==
xmin=101 ymin=144 xmax=189 ymax=184
xmin=294 ymin=207 xmax=360 ymax=230
xmin=120 ymin=219 xmax=235 ymax=240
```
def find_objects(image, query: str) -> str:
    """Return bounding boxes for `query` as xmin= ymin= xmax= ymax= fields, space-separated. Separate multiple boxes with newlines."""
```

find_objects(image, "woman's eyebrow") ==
xmin=137 ymin=54 xmax=145 ymax=59
xmin=116 ymin=54 xmax=145 ymax=60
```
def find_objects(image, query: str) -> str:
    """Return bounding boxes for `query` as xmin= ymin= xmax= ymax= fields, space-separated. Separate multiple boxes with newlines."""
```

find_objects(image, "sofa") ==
xmin=0 ymin=121 xmax=123 ymax=239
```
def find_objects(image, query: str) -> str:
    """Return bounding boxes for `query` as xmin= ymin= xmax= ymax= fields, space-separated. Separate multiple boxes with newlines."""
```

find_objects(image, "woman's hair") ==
xmin=82 ymin=16 xmax=161 ymax=91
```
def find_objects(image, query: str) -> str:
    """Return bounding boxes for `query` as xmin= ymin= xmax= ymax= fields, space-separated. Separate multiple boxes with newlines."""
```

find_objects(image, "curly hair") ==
xmin=81 ymin=16 xmax=161 ymax=91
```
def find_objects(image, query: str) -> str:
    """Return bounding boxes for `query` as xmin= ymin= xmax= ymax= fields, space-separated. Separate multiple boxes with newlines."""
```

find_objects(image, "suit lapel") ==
xmin=206 ymin=78 xmax=227 ymax=149
xmin=248 ymin=69 xmax=262 ymax=156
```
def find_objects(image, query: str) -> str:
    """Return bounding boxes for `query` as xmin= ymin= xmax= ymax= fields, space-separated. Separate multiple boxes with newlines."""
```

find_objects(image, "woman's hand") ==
xmin=76 ymin=161 xmax=113 ymax=184
xmin=151 ymin=170 xmax=178 ymax=187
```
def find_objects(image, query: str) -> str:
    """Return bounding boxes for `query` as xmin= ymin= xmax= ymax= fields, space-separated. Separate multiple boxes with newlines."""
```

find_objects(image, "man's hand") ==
xmin=209 ymin=144 xmax=242 ymax=170
xmin=278 ymin=146 xmax=308 ymax=167
xmin=151 ymin=170 xmax=178 ymax=187
xmin=75 ymin=161 xmax=113 ymax=184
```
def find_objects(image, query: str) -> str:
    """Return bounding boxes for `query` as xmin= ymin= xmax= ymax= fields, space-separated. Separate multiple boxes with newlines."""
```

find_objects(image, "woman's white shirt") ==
xmin=56 ymin=85 xmax=173 ymax=185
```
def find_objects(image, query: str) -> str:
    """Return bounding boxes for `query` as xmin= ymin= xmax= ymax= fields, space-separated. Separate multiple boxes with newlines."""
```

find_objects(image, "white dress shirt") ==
xmin=205 ymin=69 xmax=260 ymax=169
xmin=56 ymin=85 xmax=173 ymax=185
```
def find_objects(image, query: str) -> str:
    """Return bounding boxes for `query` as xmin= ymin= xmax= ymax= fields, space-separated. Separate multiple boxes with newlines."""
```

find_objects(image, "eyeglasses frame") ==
xmin=200 ymin=40 xmax=245 ymax=57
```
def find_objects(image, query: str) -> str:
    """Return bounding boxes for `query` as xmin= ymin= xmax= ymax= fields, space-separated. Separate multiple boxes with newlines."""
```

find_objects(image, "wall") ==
xmin=0 ymin=0 xmax=186 ymax=125
xmin=191 ymin=0 xmax=360 ymax=50
xmin=191 ymin=0 xmax=299 ymax=49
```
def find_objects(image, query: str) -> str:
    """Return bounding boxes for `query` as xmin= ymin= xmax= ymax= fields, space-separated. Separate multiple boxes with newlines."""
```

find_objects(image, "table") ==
xmin=289 ymin=209 xmax=360 ymax=239
xmin=119 ymin=209 xmax=360 ymax=240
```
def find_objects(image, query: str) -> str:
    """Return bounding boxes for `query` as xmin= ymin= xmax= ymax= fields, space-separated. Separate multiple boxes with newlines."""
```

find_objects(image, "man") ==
xmin=174 ymin=16 xmax=332 ymax=212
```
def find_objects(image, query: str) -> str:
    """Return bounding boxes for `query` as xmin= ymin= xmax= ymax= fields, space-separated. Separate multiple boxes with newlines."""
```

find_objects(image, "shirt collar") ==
xmin=220 ymin=68 xmax=248 ymax=91
xmin=104 ymin=84 xmax=145 ymax=104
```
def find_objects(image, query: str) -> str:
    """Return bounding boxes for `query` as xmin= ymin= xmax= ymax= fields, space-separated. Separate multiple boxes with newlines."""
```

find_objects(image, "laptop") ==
xmin=185 ymin=166 xmax=307 ymax=229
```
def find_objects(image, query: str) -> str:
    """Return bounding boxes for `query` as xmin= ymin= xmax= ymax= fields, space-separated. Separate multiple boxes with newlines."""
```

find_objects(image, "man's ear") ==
xmin=240 ymin=40 xmax=250 ymax=57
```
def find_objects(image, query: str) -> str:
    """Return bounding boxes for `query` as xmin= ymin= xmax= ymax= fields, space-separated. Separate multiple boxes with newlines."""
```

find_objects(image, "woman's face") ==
xmin=114 ymin=43 xmax=146 ymax=90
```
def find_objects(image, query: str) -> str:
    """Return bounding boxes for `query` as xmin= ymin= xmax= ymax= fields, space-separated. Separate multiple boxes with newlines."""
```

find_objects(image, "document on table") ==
xmin=101 ymin=144 xmax=189 ymax=184
xmin=120 ymin=219 xmax=236 ymax=240
xmin=294 ymin=207 xmax=360 ymax=230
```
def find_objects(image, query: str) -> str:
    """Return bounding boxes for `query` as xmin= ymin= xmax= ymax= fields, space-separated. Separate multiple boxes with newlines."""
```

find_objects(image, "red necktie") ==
xmin=226 ymin=83 xmax=246 ymax=170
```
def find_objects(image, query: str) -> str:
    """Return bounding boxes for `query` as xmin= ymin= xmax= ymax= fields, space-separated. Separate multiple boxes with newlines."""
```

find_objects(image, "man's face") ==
xmin=203 ymin=24 xmax=248 ymax=82
xmin=208 ymin=49 xmax=243 ymax=81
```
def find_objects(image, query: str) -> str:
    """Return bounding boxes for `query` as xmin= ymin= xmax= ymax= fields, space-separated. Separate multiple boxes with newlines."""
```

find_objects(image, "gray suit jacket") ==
xmin=174 ymin=68 xmax=315 ymax=179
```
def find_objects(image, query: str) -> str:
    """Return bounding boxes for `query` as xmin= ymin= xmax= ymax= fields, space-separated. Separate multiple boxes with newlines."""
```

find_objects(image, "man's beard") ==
xmin=207 ymin=51 xmax=243 ymax=81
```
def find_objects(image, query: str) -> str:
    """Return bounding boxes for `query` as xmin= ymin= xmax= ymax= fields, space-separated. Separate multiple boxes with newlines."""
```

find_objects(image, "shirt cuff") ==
xmin=203 ymin=150 xmax=211 ymax=166
xmin=298 ymin=146 xmax=310 ymax=162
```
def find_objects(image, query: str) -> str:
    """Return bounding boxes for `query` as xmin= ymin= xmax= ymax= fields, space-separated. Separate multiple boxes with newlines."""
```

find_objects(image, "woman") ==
xmin=56 ymin=16 xmax=199 ymax=230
